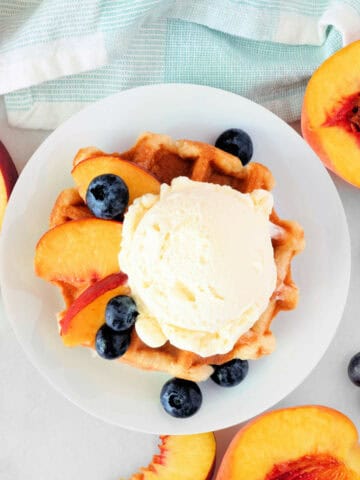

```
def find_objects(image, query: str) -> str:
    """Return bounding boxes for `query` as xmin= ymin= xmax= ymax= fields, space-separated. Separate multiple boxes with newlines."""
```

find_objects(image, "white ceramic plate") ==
xmin=0 ymin=84 xmax=350 ymax=434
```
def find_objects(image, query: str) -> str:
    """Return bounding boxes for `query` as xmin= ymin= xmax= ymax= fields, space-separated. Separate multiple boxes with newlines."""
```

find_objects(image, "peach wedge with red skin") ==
xmin=302 ymin=40 xmax=360 ymax=187
xmin=60 ymin=272 xmax=129 ymax=347
xmin=0 ymin=141 xmax=18 ymax=230
xmin=34 ymin=218 xmax=122 ymax=286
xmin=129 ymin=433 xmax=216 ymax=480
xmin=216 ymin=406 xmax=360 ymax=480
xmin=71 ymin=156 xmax=161 ymax=204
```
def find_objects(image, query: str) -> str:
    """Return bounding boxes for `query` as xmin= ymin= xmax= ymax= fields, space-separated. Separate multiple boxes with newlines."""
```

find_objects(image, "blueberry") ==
xmin=210 ymin=359 xmax=249 ymax=387
xmin=105 ymin=295 xmax=138 ymax=332
xmin=215 ymin=128 xmax=253 ymax=165
xmin=160 ymin=378 xmax=202 ymax=418
xmin=348 ymin=352 xmax=360 ymax=386
xmin=95 ymin=324 xmax=131 ymax=360
xmin=86 ymin=174 xmax=129 ymax=220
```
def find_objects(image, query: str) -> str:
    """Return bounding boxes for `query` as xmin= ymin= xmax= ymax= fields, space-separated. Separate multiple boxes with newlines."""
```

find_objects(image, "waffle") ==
xmin=51 ymin=132 xmax=305 ymax=381
xmin=50 ymin=188 xmax=93 ymax=228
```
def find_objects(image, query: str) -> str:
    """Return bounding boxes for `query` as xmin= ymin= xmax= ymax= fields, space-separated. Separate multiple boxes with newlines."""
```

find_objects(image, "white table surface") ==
xmin=0 ymin=97 xmax=359 ymax=480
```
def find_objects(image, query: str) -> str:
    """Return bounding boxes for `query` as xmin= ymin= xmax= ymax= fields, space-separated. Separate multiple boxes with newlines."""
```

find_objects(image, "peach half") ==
xmin=216 ymin=406 xmax=360 ymax=480
xmin=71 ymin=156 xmax=160 ymax=204
xmin=60 ymin=272 xmax=129 ymax=346
xmin=34 ymin=218 xmax=122 ymax=286
xmin=302 ymin=40 xmax=360 ymax=186
xmin=0 ymin=141 xmax=18 ymax=230
xmin=129 ymin=433 xmax=216 ymax=480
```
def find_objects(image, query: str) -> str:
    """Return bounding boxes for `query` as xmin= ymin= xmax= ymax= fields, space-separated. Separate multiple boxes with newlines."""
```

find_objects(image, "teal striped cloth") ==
xmin=1 ymin=0 xmax=360 ymax=129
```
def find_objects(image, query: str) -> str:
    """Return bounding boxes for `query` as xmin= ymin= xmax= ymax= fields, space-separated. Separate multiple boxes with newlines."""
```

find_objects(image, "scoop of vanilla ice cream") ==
xmin=119 ymin=177 xmax=277 ymax=357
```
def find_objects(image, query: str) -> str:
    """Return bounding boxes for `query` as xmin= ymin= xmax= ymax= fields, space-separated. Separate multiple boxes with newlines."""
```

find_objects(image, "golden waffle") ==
xmin=50 ymin=188 xmax=93 ymax=228
xmin=51 ymin=132 xmax=305 ymax=381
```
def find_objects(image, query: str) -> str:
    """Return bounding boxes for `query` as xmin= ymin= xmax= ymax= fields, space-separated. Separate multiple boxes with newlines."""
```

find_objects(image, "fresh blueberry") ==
xmin=210 ymin=359 xmax=249 ymax=387
xmin=348 ymin=352 xmax=360 ymax=386
xmin=95 ymin=324 xmax=131 ymax=360
xmin=105 ymin=295 xmax=138 ymax=332
xmin=160 ymin=378 xmax=202 ymax=418
xmin=86 ymin=174 xmax=129 ymax=220
xmin=215 ymin=128 xmax=253 ymax=165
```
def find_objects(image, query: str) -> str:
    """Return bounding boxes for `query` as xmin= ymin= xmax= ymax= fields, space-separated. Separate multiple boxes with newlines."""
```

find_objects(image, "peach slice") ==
xmin=60 ymin=272 xmax=129 ymax=346
xmin=34 ymin=218 xmax=122 ymax=286
xmin=0 ymin=141 xmax=18 ymax=230
xmin=73 ymin=146 xmax=124 ymax=167
xmin=129 ymin=433 xmax=216 ymax=480
xmin=73 ymin=146 xmax=109 ymax=167
xmin=216 ymin=406 xmax=360 ymax=480
xmin=302 ymin=40 xmax=360 ymax=186
xmin=71 ymin=156 xmax=161 ymax=204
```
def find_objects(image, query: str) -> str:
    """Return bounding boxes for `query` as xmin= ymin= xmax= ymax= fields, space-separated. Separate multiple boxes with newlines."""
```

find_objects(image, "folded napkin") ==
xmin=1 ymin=0 xmax=360 ymax=130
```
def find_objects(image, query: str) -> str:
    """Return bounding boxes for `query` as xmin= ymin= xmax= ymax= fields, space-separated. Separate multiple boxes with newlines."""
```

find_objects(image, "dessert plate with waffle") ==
xmin=0 ymin=84 xmax=350 ymax=434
